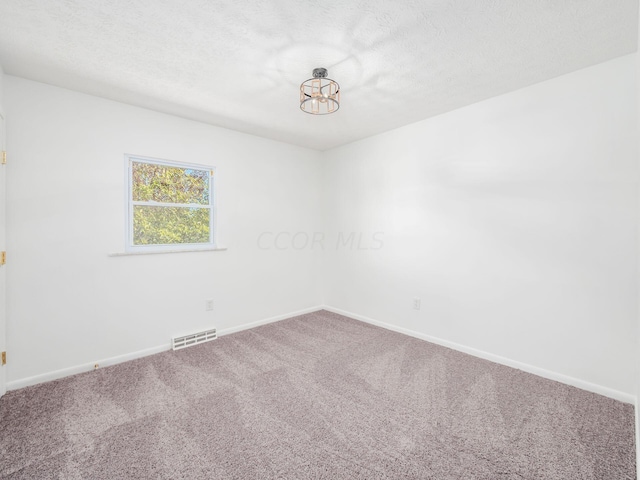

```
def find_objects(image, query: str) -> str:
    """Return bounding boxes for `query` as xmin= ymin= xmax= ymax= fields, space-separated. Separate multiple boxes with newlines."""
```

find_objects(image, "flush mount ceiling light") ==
xmin=300 ymin=67 xmax=340 ymax=115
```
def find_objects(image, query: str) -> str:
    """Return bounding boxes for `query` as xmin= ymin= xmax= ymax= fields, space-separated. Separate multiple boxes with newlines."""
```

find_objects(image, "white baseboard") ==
xmin=322 ymin=305 xmax=635 ymax=404
xmin=6 ymin=343 xmax=171 ymax=391
xmin=7 ymin=305 xmax=325 ymax=391
xmin=217 ymin=305 xmax=324 ymax=337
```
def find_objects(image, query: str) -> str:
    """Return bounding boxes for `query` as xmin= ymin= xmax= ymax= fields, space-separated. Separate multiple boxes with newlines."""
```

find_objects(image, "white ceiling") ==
xmin=0 ymin=0 xmax=637 ymax=151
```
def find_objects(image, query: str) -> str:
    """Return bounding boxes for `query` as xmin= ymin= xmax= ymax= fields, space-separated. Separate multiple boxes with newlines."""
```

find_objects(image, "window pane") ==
xmin=132 ymin=162 xmax=210 ymax=205
xmin=133 ymin=205 xmax=210 ymax=245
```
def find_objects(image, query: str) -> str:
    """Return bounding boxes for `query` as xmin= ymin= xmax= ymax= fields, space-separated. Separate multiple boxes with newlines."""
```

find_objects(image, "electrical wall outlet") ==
xmin=413 ymin=297 xmax=421 ymax=310
xmin=206 ymin=299 xmax=214 ymax=311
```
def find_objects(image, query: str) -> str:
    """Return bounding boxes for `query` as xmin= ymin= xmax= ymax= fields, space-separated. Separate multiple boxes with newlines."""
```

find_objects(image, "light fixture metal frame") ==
xmin=300 ymin=67 xmax=340 ymax=115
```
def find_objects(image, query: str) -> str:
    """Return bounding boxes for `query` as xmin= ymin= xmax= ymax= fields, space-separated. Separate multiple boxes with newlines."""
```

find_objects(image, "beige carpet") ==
xmin=0 ymin=310 xmax=636 ymax=479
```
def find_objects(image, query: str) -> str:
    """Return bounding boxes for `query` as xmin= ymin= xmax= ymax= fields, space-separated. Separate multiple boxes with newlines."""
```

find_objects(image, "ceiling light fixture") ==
xmin=300 ymin=68 xmax=340 ymax=115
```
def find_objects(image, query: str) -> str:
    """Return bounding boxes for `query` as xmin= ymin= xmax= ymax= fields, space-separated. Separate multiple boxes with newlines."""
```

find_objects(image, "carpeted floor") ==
xmin=0 ymin=310 xmax=636 ymax=479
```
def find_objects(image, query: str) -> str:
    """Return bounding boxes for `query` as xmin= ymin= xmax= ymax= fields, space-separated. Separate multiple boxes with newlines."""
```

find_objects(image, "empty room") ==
xmin=0 ymin=0 xmax=639 ymax=478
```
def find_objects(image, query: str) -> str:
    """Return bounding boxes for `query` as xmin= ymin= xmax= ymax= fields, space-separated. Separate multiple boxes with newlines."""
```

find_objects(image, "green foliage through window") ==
xmin=129 ymin=158 xmax=213 ymax=247
xmin=132 ymin=163 xmax=209 ymax=204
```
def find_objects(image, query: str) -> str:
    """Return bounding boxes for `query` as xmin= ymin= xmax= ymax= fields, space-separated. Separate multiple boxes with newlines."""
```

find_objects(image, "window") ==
xmin=126 ymin=155 xmax=215 ymax=252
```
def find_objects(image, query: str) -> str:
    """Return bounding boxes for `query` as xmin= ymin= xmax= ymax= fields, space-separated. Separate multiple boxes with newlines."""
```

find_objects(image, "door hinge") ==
xmin=1 ymin=352 xmax=5 ymax=366
xmin=0 ymin=251 xmax=5 ymax=266
xmin=1 ymin=151 xmax=5 ymax=165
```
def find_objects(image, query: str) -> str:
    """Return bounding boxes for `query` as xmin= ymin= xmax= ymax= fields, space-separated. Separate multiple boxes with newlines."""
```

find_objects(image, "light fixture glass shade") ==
xmin=300 ymin=68 xmax=340 ymax=115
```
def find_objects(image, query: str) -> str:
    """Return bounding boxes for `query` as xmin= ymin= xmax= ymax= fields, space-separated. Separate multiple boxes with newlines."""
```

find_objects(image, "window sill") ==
xmin=108 ymin=247 xmax=227 ymax=257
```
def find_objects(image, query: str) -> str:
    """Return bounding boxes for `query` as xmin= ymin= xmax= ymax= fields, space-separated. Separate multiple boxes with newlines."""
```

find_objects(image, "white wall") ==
xmin=0 ymin=62 xmax=6 ymax=397
xmin=4 ymin=76 xmax=323 ymax=385
xmin=323 ymin=54 xmax=638 ymax=397
xmin=636 ymin=10 xmax=640 ymax=474
xmin=0 ymin=63 xmax=4 ymax=106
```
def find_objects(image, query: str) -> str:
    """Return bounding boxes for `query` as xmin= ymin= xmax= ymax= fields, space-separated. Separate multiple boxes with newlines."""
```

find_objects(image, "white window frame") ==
xmin=125 ymin=154 xmax=216 ymax=253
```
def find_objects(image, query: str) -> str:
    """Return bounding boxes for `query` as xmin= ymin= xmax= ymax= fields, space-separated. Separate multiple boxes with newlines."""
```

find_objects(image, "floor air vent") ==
xmin=172 ymin=328 xmax=217 ymax=350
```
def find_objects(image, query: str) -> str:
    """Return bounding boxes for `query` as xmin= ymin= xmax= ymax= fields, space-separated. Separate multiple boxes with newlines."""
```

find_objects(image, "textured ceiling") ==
xmin=0 ymin=0 xmax=637 ymax=151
